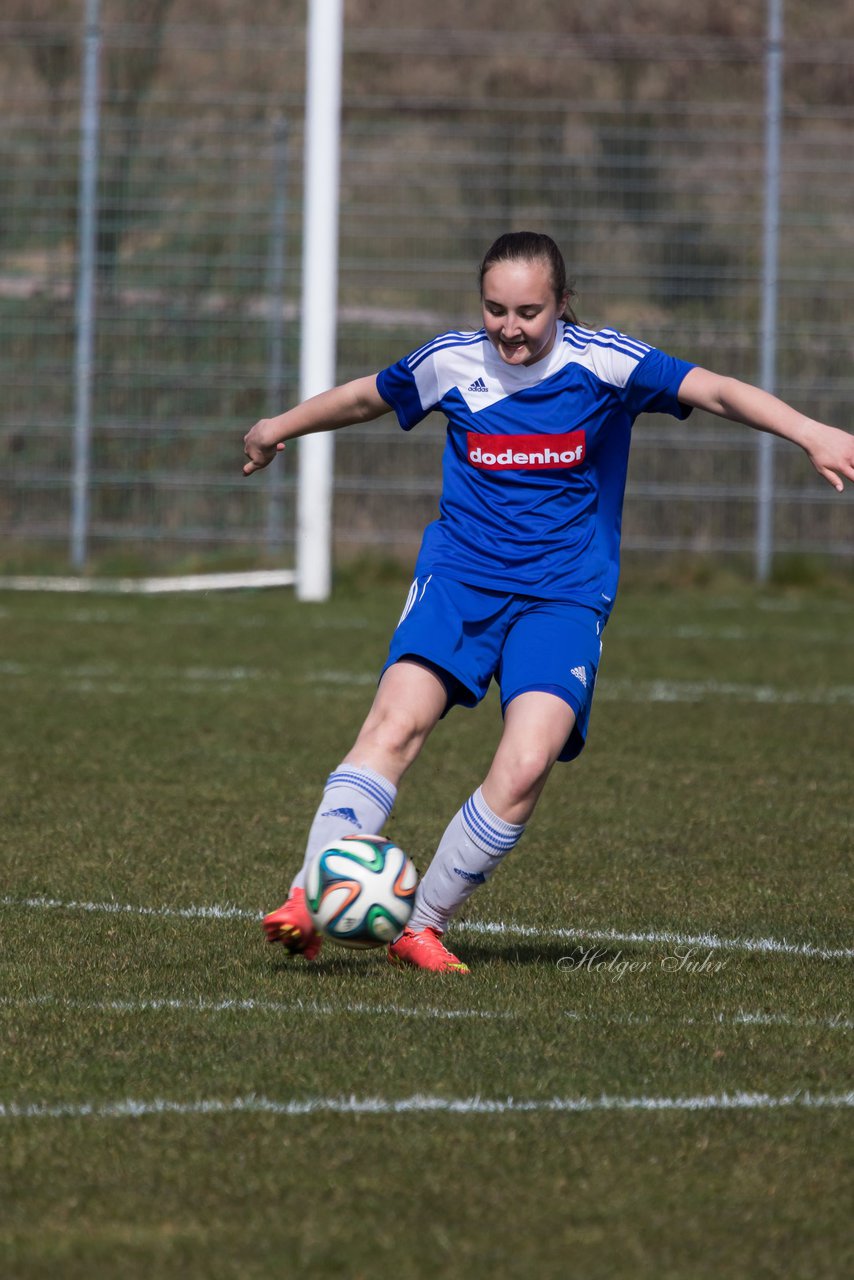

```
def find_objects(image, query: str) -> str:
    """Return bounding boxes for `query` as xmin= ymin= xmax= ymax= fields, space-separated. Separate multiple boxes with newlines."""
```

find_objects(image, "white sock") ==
xmin=408 ymin=787 xmax=525 ymax=933
xmin=291 ymin=763 xmax=397 ymax=891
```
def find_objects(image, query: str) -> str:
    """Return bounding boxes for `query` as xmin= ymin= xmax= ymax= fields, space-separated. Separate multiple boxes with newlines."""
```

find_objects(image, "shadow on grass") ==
xmin=453 ymin=938 xmax=635 ymax=969
xmin=264 ymin=937 xmax=636 ymax=973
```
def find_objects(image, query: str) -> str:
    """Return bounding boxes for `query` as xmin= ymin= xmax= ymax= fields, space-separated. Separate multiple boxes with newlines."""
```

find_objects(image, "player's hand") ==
xmin=243 ymin=420 xmax=285 ymax=476
xmin=804 ymin=423 xmax=854 ymax=492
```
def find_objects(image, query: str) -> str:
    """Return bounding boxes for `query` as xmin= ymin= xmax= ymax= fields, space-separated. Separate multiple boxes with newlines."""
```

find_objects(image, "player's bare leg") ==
xmin=264 ymin=660 xmax=447 ymax=956
xmin=391 ymin=692 xmax=576 ymax=971
xmin=481 ymin=691 xmax=577 ymax=825
xmin=342 ymin=659 xmax=448 ymax=783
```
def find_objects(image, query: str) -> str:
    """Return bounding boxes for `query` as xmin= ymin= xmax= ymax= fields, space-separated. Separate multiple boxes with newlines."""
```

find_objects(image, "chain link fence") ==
xmin=1 ymin=7 xmax=852 ymax=578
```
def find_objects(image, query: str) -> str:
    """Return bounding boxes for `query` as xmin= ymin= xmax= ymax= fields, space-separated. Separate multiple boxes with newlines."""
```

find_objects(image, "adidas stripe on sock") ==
xmin=291 ymin=763 xmax=398 ymax=890
xmin=408 ymin=786 xmax=525 ymax=933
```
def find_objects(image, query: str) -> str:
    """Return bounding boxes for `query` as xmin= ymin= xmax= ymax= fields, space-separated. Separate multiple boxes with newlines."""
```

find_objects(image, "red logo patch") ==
xmin=467 ymin=431 xmax=586 ymax=471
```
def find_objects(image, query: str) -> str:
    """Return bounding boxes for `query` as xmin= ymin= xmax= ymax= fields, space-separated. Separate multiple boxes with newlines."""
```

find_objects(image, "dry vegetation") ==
xmin=4 ymin=1 xmax=854 ymax=116
xmin=1 ymin=3 xmax=852 ymax=569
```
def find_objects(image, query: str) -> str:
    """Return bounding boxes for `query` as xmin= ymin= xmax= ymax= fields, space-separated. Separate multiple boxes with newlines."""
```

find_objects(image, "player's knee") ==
xmin=356 ymin=704 xmax=431 ymax=767
xmin=497 ymin=742 xmax=555 ymax=804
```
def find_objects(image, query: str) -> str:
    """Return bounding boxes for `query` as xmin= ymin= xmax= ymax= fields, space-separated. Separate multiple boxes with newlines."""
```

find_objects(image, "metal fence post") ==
xmin=71 ymin=0 xmax=101 ymax=571
xmin=756 ymin=0 xmax=783 ymax=584
xmin=265 ymin=114 xmax=290 ymax=552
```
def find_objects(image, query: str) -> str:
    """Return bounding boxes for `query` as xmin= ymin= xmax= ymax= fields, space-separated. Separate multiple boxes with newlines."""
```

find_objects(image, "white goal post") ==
xmin=1 ymin=0 xmax=343 ymax=603
xmin=296 ymin=0 xmax=344 ymax=602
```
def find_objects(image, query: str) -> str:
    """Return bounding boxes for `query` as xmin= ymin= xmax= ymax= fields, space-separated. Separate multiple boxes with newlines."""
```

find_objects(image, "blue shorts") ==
xmin=382 ymin=575 xmax=605 ymax=762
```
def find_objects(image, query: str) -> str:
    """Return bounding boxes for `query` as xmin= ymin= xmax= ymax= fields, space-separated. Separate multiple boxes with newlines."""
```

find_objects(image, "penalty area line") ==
xmin=2 ymin=1090 xmax=853 ymax=1122
xmin=2 ymin=894 xmax=852 ymax=961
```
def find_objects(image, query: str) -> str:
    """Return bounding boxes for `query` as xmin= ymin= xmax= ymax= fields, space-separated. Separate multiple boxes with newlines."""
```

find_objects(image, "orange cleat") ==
xmin=262 ymin=887 xmax=323 ymax=960
xmin=388 ymin=926 xmax=470 ymax=974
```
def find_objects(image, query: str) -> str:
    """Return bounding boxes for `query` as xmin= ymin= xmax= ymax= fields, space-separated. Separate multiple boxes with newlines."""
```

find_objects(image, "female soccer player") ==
xmin=244 ymin=231 xmax=854 ymax=974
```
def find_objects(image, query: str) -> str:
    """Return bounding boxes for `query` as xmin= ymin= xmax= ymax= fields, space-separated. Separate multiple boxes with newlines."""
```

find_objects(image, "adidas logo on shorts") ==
xmin=570 ymin=666 xmax=588 ymax=688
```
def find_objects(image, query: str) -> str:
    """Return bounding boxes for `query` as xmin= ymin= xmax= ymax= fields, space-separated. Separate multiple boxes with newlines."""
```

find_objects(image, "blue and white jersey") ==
xmin=376 ymin=322 xmax=694 ymax=611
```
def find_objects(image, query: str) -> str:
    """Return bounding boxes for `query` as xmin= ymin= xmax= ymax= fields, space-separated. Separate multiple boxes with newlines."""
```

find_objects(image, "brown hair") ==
xmin=479 ymin=231 xmax=578 ymax=324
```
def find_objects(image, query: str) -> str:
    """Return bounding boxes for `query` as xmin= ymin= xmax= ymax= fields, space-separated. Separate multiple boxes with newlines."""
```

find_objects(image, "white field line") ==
xmin=0 ymin=660 xmax=263 ymax=683
xmin=3 ymin=995 xmax=850 ymax=1032
xmin=0 ymin=994 xmax=508 ymax=1022
xmin=598 ymin=678 xmax=854 ymax=706
xmin=1 ymin=895 xmax=256 ymax=922
xmin=2 ymin=1090 xmax=852 ymax=1122
xmin=310 ymin=672 xmax=854 ymax=706
xmin=562 ymin=1009 xmax=853 ymax=1031
xmin=617 ymin=623 xmax=850 ymax=644
xmin=2 ymin=588 xmax=848 ymax=625
xmin=2 ymin=660 xmax=854 ymax=705
xmin=3 ymin=894 xmax=852 ymax=960
xmin=19 ymin=609 xmax=368 ymax=631
xmin=462 ymin=919 xmax=854 ymax=961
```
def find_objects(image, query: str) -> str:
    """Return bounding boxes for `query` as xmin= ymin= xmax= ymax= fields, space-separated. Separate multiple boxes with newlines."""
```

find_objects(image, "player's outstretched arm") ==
xmin=678 ymin=366 xmax=854 ymax=492
xmin=243 ymin=375 xmax=391 ymax=475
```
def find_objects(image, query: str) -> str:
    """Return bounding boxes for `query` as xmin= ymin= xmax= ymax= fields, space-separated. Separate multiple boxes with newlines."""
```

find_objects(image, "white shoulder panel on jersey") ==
xmin=562 ymin=325 xmax=652 ymax=390
xmin=409 ymin=324 xmax=654 ymax=415
xmin=410 ymin=331 xmax=500 ymax=414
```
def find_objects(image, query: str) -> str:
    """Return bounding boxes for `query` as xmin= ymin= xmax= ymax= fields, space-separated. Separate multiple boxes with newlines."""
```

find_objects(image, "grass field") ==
xmin=1 ymin=574 xmax=852 ymax=1279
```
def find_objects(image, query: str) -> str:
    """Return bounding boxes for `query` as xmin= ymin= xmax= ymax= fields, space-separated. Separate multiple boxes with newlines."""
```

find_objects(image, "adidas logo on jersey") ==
xmin=467 ymin=377 xmax=489 ymax=393
xmin=570 ymin=666 xmax=588 ymax=688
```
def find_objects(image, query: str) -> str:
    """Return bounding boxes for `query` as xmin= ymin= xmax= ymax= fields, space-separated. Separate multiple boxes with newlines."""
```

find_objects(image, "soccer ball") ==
xmin=305 ymin=835 xmax=417 ymax=949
